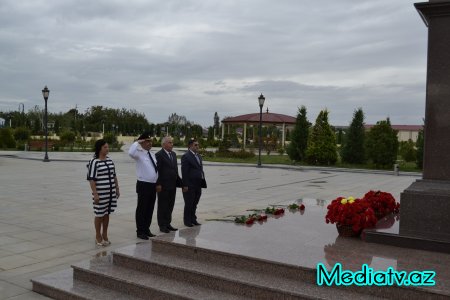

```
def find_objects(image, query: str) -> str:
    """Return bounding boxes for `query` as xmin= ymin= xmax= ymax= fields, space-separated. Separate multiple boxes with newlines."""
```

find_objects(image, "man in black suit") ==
xmin=156 ymin=136 xmax=182 ymax=233
xmin=181 ymin=138 xmax=206 ymax=227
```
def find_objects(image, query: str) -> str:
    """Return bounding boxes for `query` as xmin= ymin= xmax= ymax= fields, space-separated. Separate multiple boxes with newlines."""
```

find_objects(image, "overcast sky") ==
xmin=0 ymin=0 xmax=428 ymax=127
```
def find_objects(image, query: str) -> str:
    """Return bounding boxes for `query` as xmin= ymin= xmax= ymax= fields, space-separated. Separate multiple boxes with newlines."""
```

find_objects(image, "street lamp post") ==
xmin=257 ymin=93 xmax=265 ymax=167
xmin=42 ymin=86 xmax=50 ymax=162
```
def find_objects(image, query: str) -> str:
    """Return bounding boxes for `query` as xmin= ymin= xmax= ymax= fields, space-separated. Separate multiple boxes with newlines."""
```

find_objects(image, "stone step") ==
xmin=114 ymin=239 xmax=444 ymax=300
xmin=31 ymin=268 xmax=143 ymax=300
xmin=112 ymin=241 xmax=383 ymax=300
xmin=71 ymin=255 xmax=249 ymax=300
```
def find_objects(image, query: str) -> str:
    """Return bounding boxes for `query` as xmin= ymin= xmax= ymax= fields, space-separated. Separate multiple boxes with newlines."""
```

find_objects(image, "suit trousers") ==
xmin=157 ymin=189 xmax=176 ymax=229
xmin=183 ymin=187 xmax=202 ymax=225
xmin=136 ymin=181 xmax=156 ymax=235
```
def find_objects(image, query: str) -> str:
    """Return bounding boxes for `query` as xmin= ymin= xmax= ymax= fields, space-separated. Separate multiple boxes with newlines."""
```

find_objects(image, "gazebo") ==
xmin=221 ymin=111 xmax=296 ymax=148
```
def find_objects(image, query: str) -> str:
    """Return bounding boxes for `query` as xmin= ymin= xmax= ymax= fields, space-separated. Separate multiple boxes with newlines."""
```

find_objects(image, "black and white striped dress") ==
xmin=87 ymin=157 xmax=117 ymax=217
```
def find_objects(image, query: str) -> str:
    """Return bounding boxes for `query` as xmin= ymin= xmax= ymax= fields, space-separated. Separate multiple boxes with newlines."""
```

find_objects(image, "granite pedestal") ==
xmin=32 ymin=198 xmax=450 ymax=299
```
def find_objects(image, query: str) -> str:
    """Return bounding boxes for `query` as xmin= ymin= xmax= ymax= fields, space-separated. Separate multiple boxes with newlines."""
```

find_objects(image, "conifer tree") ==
xmin=365 ymin=118 xmax=399 ymax=167
xmin=305 ymin=109 xmax=337 ymax=165
xmin=287 ymin=106 xmax=309 ymax=161
xmin=341 ymin=108 xmax=366 ymax=164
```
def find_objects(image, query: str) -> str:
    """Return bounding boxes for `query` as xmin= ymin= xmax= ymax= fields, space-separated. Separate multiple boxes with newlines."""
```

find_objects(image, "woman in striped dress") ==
xmin=87 ymin=139 xmax=120 ymax=246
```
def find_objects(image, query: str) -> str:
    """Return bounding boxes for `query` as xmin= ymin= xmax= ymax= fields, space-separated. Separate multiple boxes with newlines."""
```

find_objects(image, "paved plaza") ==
xmin=0 ymin=150 xmax=421 ymax=299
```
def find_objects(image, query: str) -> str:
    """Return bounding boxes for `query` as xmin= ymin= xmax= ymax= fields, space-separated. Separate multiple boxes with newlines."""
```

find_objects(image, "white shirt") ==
xmin=128 ymin=141 xmax=158 ymax=183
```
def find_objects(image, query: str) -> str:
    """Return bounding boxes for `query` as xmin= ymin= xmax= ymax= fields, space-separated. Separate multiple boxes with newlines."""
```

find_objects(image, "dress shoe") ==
xmin=137 ymin=234 xmax=149 ymax=240
xmin=192 ymin=221 xmax=202 ymax=226
xmin=160 ymin=227 xmax=170 ymax=233
xmin=184 ymin=223 xmax=193 ymax=227
xmin=167 ymin=225 xmax=178 ymax=231
xmin=146 ymin=232 xmax=156 ymax=238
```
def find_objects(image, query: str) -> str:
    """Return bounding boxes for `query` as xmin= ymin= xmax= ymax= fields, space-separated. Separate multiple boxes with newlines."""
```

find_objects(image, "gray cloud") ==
xmin=152 ymin=83 xmax=183 ymax=93
xmin=0 ymin=0 xmax=427 ymax=126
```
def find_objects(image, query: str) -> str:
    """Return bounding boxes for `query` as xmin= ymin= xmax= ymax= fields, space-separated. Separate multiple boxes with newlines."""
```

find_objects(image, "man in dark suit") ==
xmin=181 ymin=138 xmax=206 ymax=227
xmin=156 ymin=136 xmax=182 ymax=233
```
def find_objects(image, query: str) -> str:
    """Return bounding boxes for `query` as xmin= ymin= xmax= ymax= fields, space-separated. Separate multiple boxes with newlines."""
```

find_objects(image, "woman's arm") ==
xmin=89 ymin=180 xmax=99 ymax=203
xmin=114 ymin=176 xmax=120 ymax=198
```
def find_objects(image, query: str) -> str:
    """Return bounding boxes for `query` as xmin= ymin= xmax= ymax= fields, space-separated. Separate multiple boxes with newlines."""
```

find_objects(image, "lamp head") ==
xmin=42 ymin=86 xmax=50 ymax=100
xmin=258 ymin=93 xmax=265 ymax=108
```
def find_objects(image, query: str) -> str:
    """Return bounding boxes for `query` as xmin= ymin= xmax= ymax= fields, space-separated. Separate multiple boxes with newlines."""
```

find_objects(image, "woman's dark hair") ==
xmin=94 ymin=139 xmax=107 ymax=158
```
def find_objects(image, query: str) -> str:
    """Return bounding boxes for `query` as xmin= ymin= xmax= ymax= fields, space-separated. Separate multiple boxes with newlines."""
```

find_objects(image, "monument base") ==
xmin=365 ymin=179 xmax=450 ymax=253
xmin=32 ymin=203 xmax=450 ymax=299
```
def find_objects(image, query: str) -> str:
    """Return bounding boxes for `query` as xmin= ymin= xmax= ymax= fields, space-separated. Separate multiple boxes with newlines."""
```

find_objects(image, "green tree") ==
xmin=416 ymin=127 xmax=424 ymax=169
xmin=287 ymin=106 xmax=310 ymax=161
xmin=14 ymin=127 xmax=31 ymax=142
xmin=305 ymin=109 xmax=337 ymax=165
xmin=60 ymin=131 xmax=76 ymax=150
xmin=103 ymin=133 xmax=118 ymax=148
xmin=341 ymin=108 xmax=366 ymax=164
xmin=0 ymin=128 xmax=16 ymax=148
xmin=366 ymin=119 xmax=399 ymax=168
xmin=207 ymin=126 xmax=214 ymax=142
xmin=399 ymin=139 xmax=417 ymax=162
xmin=214 ymin=112 xmax=220 ymax=137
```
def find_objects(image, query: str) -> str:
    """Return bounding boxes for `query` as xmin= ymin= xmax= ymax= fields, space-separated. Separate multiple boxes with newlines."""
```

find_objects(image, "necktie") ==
xmin=148 ymin=151 xmax=158 ymax=173
xmin=168 ymin=151 xmax=174 ymax=165
xmin=194 ymin=153 xmax=201 ymax=165
xmin=195 ymin=153 xmax=204 ymax=179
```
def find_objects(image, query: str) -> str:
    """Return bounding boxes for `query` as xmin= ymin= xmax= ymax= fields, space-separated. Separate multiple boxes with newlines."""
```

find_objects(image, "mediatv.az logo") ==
xmin=317 ymin=263 xmax=436 ymax=286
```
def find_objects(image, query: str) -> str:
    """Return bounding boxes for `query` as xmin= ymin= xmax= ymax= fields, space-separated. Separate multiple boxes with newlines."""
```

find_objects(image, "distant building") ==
xmin=335 ymin=124 xmax=422 ymax=143
xmin=364 ymin=124 xmax=423 ymax=142
xmin=0 ymin=117 xmax=4 ymax=128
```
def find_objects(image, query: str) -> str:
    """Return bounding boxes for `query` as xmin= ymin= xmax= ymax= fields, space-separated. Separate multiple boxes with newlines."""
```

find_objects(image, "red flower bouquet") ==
xmin=265 ymin=207 xmax=285 ymax=215
xmin=325 ymin=197 xmax=377 ymax=236
xmin=363 ymin=190 xmax=400 ymax=219
xmin=287 ymin=203 xmax=306 ymax=210
xmin=234 ymin=213 xmax=267 ymax=225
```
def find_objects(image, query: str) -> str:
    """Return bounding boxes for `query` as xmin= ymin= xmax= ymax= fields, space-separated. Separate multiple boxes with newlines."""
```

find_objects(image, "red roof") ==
xmin=222 ymin=112 xmax=296 ymax=125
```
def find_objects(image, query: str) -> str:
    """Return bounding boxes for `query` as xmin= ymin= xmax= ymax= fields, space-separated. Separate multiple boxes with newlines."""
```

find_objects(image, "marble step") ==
xmin=115 ymin=239 xmax=443 ymax=300
xmin=112 ymin=241 xmax=383 ymax=300
xmin=71 ymin=255 xmax=249 ymax=300
xmin=31 ymin=268 xmax=143 ymax=300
